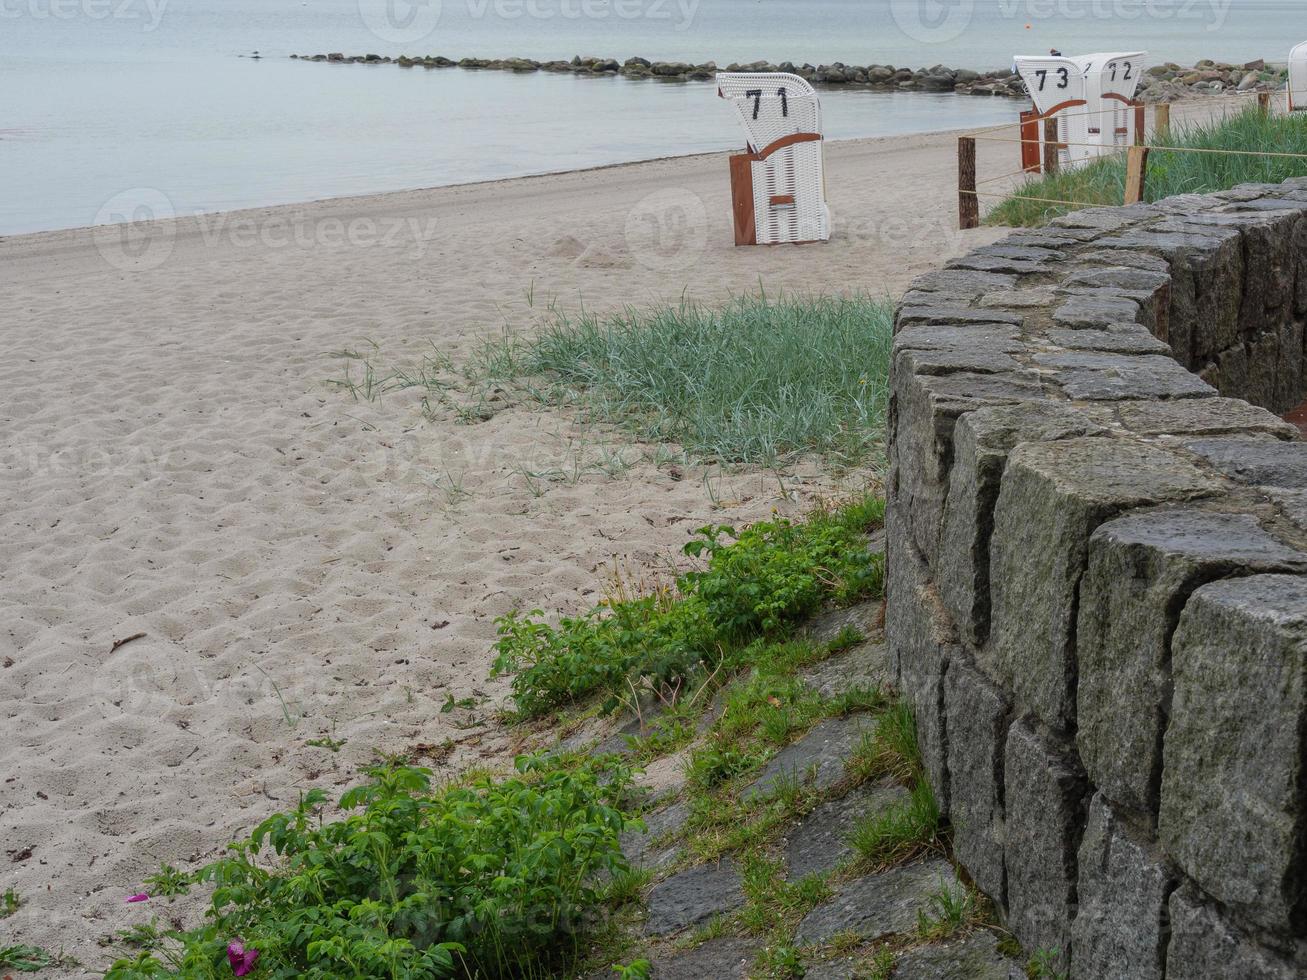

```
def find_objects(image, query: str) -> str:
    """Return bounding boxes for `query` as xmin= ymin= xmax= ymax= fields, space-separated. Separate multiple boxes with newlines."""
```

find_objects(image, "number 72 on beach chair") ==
xmin=716 ymin=72 xmax=831 ymax=246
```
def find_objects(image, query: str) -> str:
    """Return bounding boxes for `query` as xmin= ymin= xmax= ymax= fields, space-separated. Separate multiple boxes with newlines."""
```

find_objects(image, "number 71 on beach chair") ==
xmin=716 ymin=72 xmax=831 ymax=246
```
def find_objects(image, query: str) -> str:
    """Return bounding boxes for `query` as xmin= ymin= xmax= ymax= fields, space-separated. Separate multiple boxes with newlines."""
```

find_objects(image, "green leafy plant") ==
xmin=0 ymin=887 xmax=21 ymax=919
xmin=0 ymin=945 xmax=50 ymax=972
xmin=491 ymin=498 xmax=885 ymax=717
xmin=107 ymin=759 xmax=636 ymax=979
xmin=1027 ymin=948 xmax=1069 ymax=980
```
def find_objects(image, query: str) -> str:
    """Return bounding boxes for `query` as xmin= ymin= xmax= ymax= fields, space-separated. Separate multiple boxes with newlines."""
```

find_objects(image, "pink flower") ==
xmin=125 ymin=893 xmax=149 ymax=903
xmin=227 ymin=941 xmax=260 ymax=977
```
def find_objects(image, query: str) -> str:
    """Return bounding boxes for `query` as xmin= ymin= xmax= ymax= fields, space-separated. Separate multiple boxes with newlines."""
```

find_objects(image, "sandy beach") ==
xmin=0 ymin=129 xmax=1010 ymax=972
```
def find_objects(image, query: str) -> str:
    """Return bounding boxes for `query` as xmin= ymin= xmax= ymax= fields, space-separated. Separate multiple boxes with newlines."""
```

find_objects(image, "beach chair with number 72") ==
xmin=716 ymin=72 xmax=831 ymax=246
xmin=1289 ymin=42 xmax=1307 ymax=111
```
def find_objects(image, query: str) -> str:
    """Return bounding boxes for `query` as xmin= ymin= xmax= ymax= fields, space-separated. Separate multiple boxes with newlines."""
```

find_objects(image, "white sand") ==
xmin=0 ymin=130 xmax=1008 ymax=971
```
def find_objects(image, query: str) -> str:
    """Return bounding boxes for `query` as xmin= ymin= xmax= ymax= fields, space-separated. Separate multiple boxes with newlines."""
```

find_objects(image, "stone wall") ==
xmin=887 ymin=179 xmax=1307 ymax=977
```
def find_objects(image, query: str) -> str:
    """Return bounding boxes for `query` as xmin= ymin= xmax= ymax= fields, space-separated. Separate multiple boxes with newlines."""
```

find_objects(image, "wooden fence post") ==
xmin=1154 ymin=102 xmax=1171 ymax=141
xmin=1043 ymin=117 xmax=1060 ymax=174
xmin=1134 ymin=102 xmax=1146 ymax=145
xmin=1125 ymin=146 xmax=1150 ymax=205
xmin=959 ymin=136 xmax=979 ymax=230
xmin=1259 ymin=91 xmax=1272 ymax=116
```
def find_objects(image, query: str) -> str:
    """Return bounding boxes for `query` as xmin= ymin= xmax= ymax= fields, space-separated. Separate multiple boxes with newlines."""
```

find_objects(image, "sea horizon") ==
xmin=1 ymin=0 xmax=1298 ymax=235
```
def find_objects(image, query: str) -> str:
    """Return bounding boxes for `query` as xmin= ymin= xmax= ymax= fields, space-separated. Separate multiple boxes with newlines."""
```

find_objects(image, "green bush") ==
xmin=491 ymin=498 xmax=886 ymax=717
xmin=107 ymin=760 xmax=635 ymax=979
xmin=987 ymin=105 xmax=1307 ymax=227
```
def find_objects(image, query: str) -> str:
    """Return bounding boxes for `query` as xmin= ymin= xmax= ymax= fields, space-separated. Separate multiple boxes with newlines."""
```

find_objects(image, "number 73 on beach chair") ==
xmin=716 ymin=72 xmax=831 ymax=246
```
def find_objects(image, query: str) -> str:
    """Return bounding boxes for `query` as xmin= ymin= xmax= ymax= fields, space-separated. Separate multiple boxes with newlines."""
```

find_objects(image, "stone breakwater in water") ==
xmin=291 ymin=53 xmax=1285 ymax=101
xmin=888 ymin=181 xmax=1307 ymax=977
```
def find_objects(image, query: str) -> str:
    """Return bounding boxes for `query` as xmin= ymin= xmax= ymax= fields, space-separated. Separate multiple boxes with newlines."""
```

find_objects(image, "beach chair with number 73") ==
xmin=716 ymin=72 xmax=831 ymax=246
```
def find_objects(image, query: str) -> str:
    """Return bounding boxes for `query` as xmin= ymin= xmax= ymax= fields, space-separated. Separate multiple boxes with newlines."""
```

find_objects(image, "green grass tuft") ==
xmin=987 ymin=105 xmax=1307 ymax=227
xmin=504 ymin=292 xmax=895 ymax=466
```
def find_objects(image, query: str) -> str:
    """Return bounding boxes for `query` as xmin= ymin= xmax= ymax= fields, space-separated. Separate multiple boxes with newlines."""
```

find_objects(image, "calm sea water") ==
xmin=0 ymin=0 xmax=1294 ymax=234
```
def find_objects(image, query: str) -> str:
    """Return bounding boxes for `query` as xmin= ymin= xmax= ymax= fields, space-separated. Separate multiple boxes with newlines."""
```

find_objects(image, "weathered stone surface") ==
xmin=1076 ymin=509 xmax=1306 ymax=815
xmin=798 ymin=636 xmax=892 ymax=699
xmin=1003 ymin=721 xmax=1087 ymax=971
xmin=1070 ymin=794 xmax=1176 ymax=980
xmin=647 ymin=937 xmax=759 ymax=979
xmin=894 ymin=323 xmax=1024 ymax=351
xmin=903 ymin=268 xmax=1016 ymax=302
xmin=801 ymin=599 xmax=881 ymax=647
xmin=1052 ymin=293 xmax=1140 ymax=327
xmin=622 ymin=801 xmax=689 ymax=869
xmin=897 ymin=345 xmax=1023 ymax=376
xmin=885 ymin=514 xmax=952 ymax=813
xmin=793 ymin=859 xmax=958 ymax=943
xmin=1061 ymin=265 xmax=1171 ymax=293
xmin=1166 ymin=884 xmax=1302 ymax=980
xmin=1185 ymin=436 xmax=1307 ymax=488
xmin=1114 ymin=397 xmax=1299 ymax=437
xmin=991 ymin=439 xmax=1219 ymax=728
xmin=893 ymin=932 xmax=1025 ymax=979
xmin=896 ymin=304 xmax=1025 ymax=328
xmin=1160 ymin=574 xmax=1307 ymax=933
xmin=1269 ymin=487 xmax=1307 ymax=533
xmin=745 ymin=715 xmax=874 ymax=800
xmin=1046 ymin=325 xmax=1171 ymax=354
xmin=1049 ymin=207 xmax=1145 ymax=233
xmin=894 ymin=369 xmax=1046 ymax=563
xmin=1035 ymin=351 xmax=1214 ymax=400
xmin=938 ymin=403 xmax=1103 ymax=650
xmin=783 ymin=781 xmax=909 ymax=878
xmin=943 ymin=659 xmax=1009 ymax=904
xmin=644 ymin=858 xmax=745 ymax=935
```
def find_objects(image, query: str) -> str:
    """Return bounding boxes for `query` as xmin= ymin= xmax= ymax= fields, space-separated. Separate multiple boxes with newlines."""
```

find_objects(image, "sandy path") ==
xmin=0 ymin=129 xmax=1008 ymax=971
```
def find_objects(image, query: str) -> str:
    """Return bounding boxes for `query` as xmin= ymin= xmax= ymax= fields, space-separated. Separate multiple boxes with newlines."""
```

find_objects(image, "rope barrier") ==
xmin=970 ymin=135 xmax=1307 ymax=160
xmin=958 ymin=187 xmax=1109 ymax=207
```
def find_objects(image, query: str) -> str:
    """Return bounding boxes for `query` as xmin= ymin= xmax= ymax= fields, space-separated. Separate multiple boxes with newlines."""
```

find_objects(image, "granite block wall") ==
xmin=887 ymin=179 xmax=1307 ymax=977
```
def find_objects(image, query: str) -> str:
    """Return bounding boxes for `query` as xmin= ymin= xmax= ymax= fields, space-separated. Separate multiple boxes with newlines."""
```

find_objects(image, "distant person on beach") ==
xmin=1050 ymin=48 xmax=1062 ymax=56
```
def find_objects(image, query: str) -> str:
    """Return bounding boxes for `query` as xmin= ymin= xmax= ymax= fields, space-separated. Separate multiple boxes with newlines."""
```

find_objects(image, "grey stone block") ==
xmin=885 ymin=515 xmax=951 ymax=814
xmin=798 ymin=637 xmax=892 ymax=700
xmin=1077 ymin=248 xmax=1170 ymax=273
xmin=1062 ymin=266 xmax=1171 ymax=293
xmin=793 ymin=858 xmax=958 ymax=943
xmin=897 ymin=345 xmax=1023 ymax=377
xmin=1165 ymin=884 xmax=1301 ymax=980
xmin=1070 ymin=794 xmax=1176 ymax=980
xmin=1050 ymin=207 xmax=1147 ymax=233
xmin=1052 ymin=293 xmax=1141 ymax=328
xmin=783 ymin=780 xmax=909 ymax=878
xmin=943 ymin=660 xmax=1009 ymax=905
xmin=1003 ymin=720 xmax=1087 ymax=970
xmin=647 ymin=938 xmax=758 ymax=980
xmin=1186 ymin=436 xmax=1307 ymax=489
xmin=1115 ymin=397 xmax=1299 ymax=438
xmin=938 ymin=403 xmax=1103 ymax=649
xmin=1076 ymin=509 xmax=1306 ymax=815
xmin=1159 ymin=574 xmax=1307 ymax=933
xmin=1034 ymin=351 xmax=1214 ymax=401
xmin=894 ymin=323 xmax=1024 ymax=351
xmin=644 ymin=858 xmax=744 ymax=935
xmin=896 ymin=305 xmax=1025 ymax=328
xmin=893 ymin=369 xmax=1045 ymax=563
xmin=622 ymin=801 xmax=689 ymax=870
xmin=1046 ymin=325 xmax=1171 ymax=355
xmin=990 ymin=438 xmax=1220 ymax=729
xmin=893 ymin=932 xmax=1025 ymax=980
xmin=745 ymin=715 xmax=874 ymax=801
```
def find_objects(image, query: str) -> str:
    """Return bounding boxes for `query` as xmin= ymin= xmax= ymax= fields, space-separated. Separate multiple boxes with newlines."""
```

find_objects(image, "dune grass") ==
xmin=501 ymin=292 xmax=895 ymax=467
xmin=986 ymin=105 xmax=1307 ymax=227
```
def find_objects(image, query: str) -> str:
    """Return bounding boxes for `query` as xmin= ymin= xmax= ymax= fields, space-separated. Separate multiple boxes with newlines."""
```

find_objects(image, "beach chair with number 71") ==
xmin=716 ymin=72 xmax=831 ymax=246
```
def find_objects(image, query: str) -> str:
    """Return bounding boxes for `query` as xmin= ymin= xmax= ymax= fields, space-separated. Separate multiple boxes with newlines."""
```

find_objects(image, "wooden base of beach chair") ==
xmin=729 ymin=153 xmax=757 ymax=246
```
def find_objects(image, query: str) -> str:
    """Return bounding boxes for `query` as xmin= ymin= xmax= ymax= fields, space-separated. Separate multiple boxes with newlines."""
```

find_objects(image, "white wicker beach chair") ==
xmin=1289 ymin=42 xmax=1307 ymax=111
xmin=716 ymin=72 xmax=830 ymax=245
xmin=1014 ymin=51 xmax=1146 ymax=168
